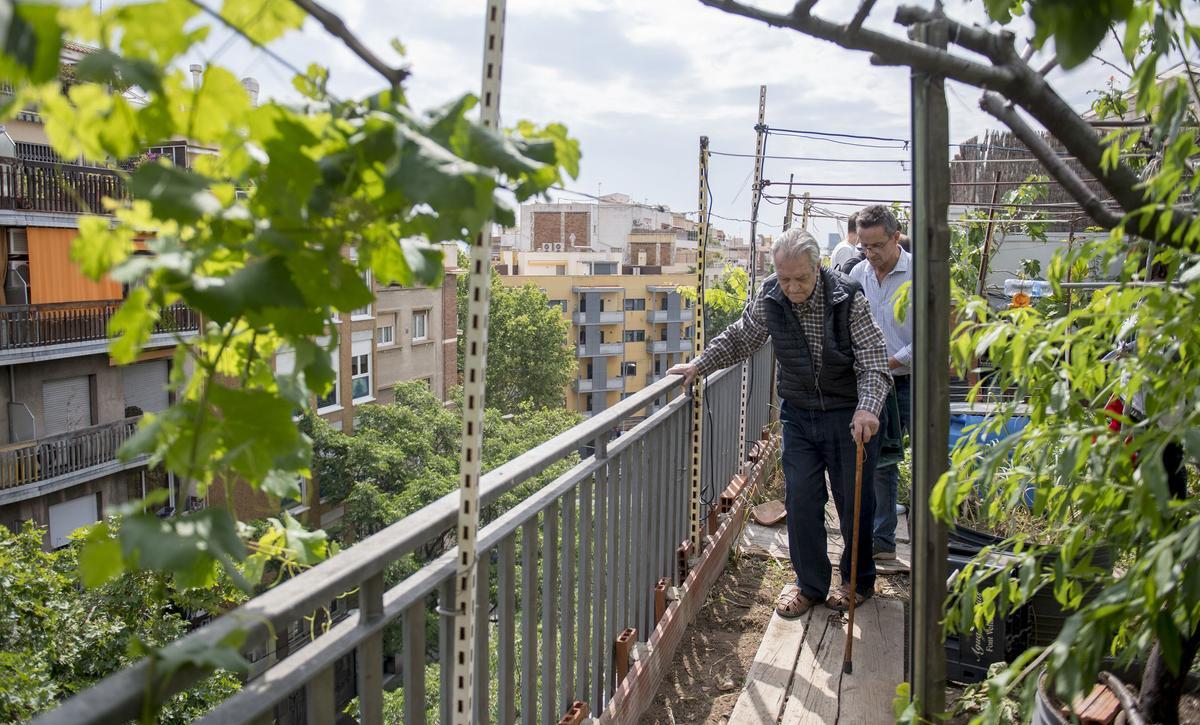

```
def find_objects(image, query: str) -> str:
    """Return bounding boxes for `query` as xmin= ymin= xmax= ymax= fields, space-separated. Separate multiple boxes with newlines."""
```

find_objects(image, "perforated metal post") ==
xmin=739 ymin=86 xmax=767 ymax=461
xmin=453 ymin=1 xmax=507 ymax=721
xmin=690 ymin=136 xmax=710 ymax=553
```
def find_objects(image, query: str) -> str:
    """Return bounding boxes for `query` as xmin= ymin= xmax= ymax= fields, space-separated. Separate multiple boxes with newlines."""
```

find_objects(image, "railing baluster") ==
xmin=402 ymin=600 xmax=427 ymax=725
xmin=605 ymin=447 xmax=618 ymax=695
xmin=540 ymin=500 xmax=558 ymax=725
xmin=439 ymin=580 xmax=454 ymax=725
xmin=575 ymin=476 xmax=591 ymax=700
xmin=520 ymin=519 xmax=537 ymax=725
xmin=591 ymin=446 xmax=608 ymax=706
xmin=559 ymin=490 xmax=575 ymax=709
xmin=474 ymin=545 xmax=491 ymax=725
xmin=497 ymin=535 xmax=516 ymax=725
xmin=357 ymin=572 xmax=385 ymax=724
xmin=620 ymin=447 xmax=633 ymax=637
xmin=632 ymin=437 xmax=646 ymax=639
xmin=304 ymin=663 xmax=336 ymax=724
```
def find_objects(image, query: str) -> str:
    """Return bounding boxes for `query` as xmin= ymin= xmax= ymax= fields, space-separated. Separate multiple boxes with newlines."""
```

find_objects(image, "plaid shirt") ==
xmin=694 ymin=273 xmax=891 ymax=416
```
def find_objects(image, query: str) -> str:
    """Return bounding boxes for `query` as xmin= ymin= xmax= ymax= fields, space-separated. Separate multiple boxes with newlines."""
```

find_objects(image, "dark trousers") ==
xmin=780 ymin=400 xmax=881 ymax=600
xmin=873 ymin=374 xmax=912 ymax=552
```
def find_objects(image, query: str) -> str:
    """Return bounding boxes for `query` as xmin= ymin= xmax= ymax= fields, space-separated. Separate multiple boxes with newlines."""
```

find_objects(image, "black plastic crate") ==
xmin=945 ymin=550 xmax=1031 ymax=684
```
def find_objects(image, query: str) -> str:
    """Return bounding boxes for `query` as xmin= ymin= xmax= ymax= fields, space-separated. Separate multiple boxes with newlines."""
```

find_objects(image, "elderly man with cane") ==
xmin=668 ymin=229 xmax=891 ymax=618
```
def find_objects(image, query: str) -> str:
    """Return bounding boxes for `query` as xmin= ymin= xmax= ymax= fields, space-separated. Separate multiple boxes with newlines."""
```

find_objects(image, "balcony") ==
xmin=575 ymin=376 xmax=624 ymax=392
xmin=0 ymin=416 xmax=146 ymax=504
xmin=575 ymin=341 xmax=623 ymax=357
xmin=647 ymin=308 xmax=694 ymax=323
xmin=0 ymin=158 xmax=126 ymax=215
xmin=41 ymin=347 xmax=780 ymax=725
xmin=648 ymin=339 xmax=694 ymax=354
xmin=0 ymin=300 xmax=198 ymax=364
xmin=571 ymin=310 xmax=624 ymax=325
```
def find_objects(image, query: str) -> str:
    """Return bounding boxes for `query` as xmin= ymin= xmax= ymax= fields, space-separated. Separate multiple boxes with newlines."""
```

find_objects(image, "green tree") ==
xmin=0 ymin=1 xmax=578 ymax=715
xmin=456 ymin=256 xmax=575 ymax=412
xmin=678 ymin=264 xmax=748 ymax=339
xmin=0 ymin=522 xmax=242 ymax=722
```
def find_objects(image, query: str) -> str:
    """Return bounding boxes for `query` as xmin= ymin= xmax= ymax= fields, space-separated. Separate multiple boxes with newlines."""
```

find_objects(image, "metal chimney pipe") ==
xmin=188 ymin=64 xmax=203 ymax=89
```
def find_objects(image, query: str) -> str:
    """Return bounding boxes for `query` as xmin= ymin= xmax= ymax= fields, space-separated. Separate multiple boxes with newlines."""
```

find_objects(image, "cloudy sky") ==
xmin=196 ymin=0 xmax=1127 ymax=244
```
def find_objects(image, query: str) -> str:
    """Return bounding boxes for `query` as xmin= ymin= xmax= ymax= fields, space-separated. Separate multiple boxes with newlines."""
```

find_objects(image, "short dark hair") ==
xmin=856 ymin=204 xmax=899 ymax=237
xmin=846 ymin=211 xmax=859 ymax=233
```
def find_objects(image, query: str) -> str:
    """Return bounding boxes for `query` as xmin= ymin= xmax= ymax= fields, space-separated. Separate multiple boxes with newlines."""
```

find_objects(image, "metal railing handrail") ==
xmin=197 ymin=393 xmax=697 ymax=722
xmin=34 ymin=367 xmax=727 ymax=724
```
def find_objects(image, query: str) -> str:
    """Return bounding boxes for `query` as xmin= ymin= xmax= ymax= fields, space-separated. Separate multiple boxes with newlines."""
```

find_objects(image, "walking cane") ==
xmin=843 ymin=437 xmax=865 ymax=675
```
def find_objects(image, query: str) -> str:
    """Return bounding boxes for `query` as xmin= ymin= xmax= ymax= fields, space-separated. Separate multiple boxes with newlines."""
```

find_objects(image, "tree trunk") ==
xmin=1139 ymin=627 xmax=1200 ymax=724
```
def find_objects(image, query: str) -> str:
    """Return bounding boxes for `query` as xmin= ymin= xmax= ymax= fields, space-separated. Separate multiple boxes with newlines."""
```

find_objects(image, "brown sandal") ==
xmin=775 ymin=585 xmax=817 ymax=619
xmin=825 ymin=585 xmax=872 ymax=612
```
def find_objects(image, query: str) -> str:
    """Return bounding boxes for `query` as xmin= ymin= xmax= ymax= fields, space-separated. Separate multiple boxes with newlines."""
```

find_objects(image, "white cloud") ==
xmin=190 ymin=0 xmax=1131 ymax=241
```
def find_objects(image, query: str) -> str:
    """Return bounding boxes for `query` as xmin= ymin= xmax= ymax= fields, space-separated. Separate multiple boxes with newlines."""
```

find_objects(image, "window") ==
xmin=623 ymin=361 xmax=637 ymax=377
xmin=412 ymin=310 xmax=429 ymax=341
xmin=309 ymin=340 xmax=338 ymax=410
xmin=352 ymin=271 xmax=373 ymax=318
xmin=351 ymin=352 xmax=371 ymax=401
xmin=624 ymin=298 xmax=646 ymax=311
xmin=591 ymin=262 xmax=617 ymax=275
xmin=548 ymin=299 xmax=566 ymax=312
xmin=583 ymin=393 xmax=593 ymax=411
xmin=623 ymin=329 xmax=645 ymax=343
xmin=683 ymin=326 xmax=694 ymax=340
xmin=377 ymin=315 xmax=395 ymax=346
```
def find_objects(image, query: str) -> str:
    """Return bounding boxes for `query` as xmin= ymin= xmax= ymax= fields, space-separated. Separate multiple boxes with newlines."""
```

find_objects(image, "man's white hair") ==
xmin=771 ymin=229 xmax=821 ymax=268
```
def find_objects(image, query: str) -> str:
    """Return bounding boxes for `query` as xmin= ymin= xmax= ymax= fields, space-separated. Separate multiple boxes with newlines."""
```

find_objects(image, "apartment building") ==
xmin=497 ymin=253 xmax=694 ymax=418
xmin=0 ymin=49 xmax=459 ymax=542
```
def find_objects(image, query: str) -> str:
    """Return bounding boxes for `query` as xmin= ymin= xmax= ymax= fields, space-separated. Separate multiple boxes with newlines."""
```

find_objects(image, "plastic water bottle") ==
xmin=1003 ymin=279 xmax=1053 ymax=298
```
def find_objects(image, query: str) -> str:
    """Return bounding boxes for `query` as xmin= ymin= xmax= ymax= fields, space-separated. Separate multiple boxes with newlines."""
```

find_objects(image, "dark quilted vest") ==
xmin=762 ymin=268 xmax=861 ymax=411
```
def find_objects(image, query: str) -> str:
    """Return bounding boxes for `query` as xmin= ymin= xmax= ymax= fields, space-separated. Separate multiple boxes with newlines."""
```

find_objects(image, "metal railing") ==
xmin=646 ymin=309 xmax=694 ymax=323
xmin=0 ymin=416 xmax=142 ymax=491
xmin=575 ymin=341 xmax=623 ymax=357
xmin=38 ymin=344 xmax=775 ymax=725
xmin=575 ymin=376 xmax=624 ymax=393
xmin=571 ymin=311 xmax=623 ymax=325
xmin=0 ymin=157 xmax=126 ymax=214
xmin=0 ymin=300 xmax=198 ymax=350
xmin=648 ymin=339 xmax=693 ymax=354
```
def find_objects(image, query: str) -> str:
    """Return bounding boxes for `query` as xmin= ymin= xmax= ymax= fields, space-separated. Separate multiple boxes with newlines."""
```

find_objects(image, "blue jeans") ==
xmin=873 ymin=375 xmax=912 ymax=553
xmin=780 ymin=400 xmax=880 ymax=600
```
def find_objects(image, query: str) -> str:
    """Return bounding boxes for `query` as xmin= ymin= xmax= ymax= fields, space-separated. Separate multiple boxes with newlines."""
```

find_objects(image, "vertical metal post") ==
xmin=782 ymin=173 xmax=795 ymax=232
xmin=690 ymin=136 xmax=710 ymax=553
xmin=738 ymin=85 xmax=767 ymax=468
xmin=910 ymin=17 xmax=950 ymax=720
xmin=357 ymin=572 xmax=385 ymax=723
xmin=454 ymin=1 xmax=507 ymax=722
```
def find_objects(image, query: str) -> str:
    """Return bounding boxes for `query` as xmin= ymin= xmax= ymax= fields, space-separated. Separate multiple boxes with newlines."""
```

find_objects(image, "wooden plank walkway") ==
xmin=728 ymin=598 xmax=906 ymax=724
xmin=730 ymin=497 xmax=908 ymax=724
xmin=737 ymin=503 xmax=912 ymax=574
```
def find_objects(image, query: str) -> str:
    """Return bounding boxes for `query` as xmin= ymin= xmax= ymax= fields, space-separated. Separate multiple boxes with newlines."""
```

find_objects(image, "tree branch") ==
xmin=979 ymin=91 xmax=1123 ymax=229
xmin=697 ymin=0 xmax=1016 ymax=90
xmin=699 ymin=0 xmax=1197 ymax=249
xmin=290 ymin=0 xmax=409 ymax=89
xmin=848 ymin=0 xmax=877 ymax=35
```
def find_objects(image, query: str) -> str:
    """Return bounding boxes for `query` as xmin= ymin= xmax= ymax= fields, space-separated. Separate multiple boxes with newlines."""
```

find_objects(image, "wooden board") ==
xmin=727 ymin=608 xmax=813 ymax=724
xmin=780 ymin=611 xmax=843 ymax=724
xmin=739 ymin=520 xmax=911 ymax=574
xmin=738 ymin=520 xmax=789 ymax=561
xmin=731 ymin=599 xmax=906 ymax=724
xmin=835 ymin=598 xmax=906 ymax=724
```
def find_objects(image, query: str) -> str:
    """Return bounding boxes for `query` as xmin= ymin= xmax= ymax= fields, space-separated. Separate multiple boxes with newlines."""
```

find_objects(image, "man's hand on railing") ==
xmin=666 ymin=362 xmax=699 ymax=386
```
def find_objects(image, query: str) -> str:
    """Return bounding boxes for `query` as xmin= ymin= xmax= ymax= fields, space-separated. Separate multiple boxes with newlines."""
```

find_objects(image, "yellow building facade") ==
xmin=498 ymin=273 xmax=695 ymax=416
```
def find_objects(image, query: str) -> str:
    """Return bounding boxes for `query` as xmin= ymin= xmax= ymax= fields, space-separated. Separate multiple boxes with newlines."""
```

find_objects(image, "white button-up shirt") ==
xmin=849 ymin=248 xmax=913 ymax=377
